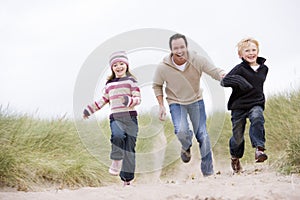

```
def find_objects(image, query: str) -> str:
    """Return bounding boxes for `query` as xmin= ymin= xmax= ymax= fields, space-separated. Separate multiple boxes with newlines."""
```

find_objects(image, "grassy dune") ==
xmin=0 ymin=90 xmax=299 ymax=191
xmin=264 ymin=90 xmax=300 ymax=173
xmin=0 ymin=110 xmax=113 ymax=191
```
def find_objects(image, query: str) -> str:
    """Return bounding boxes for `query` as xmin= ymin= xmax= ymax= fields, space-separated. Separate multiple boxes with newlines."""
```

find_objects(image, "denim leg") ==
xmin=188 ymin=100 xmax=213 ymax=176
xmin=110 ymin=119 xmax=126 ymax=160
xmin=169 ymin=104 xmax=193 ymax=151
xmin=248 ymin=106 xmax=265 ymax=148
xmin=120 ymin=116 xmax=138 ymax=182
xmin=230 ymin=109 xmax=247 ymax=158
xmin=110 ymin=116 xmax=138 ymax=182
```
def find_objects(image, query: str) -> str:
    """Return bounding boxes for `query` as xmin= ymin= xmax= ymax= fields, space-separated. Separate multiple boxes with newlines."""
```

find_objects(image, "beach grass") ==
xmin=0 ymin=89 xmax=299 ymax=190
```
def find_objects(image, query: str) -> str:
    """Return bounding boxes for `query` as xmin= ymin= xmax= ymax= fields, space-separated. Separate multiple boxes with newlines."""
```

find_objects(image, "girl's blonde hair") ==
xmin=237 ymin=37 xmax=259 ymax=58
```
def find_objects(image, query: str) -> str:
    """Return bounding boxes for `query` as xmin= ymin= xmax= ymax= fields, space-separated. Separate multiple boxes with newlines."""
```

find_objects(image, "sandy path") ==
xmin=1 ymin=134 xmax=299 ymax=200
xmin=1 ymin=164 xmax=299 ymax=200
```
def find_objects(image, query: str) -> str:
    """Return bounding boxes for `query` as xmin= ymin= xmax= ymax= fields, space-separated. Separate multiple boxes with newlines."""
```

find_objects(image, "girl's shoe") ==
xmin=109 ymin=160 xmax=122 ymax=176
xmin=123 ymin=181 xmax=131 ymax=186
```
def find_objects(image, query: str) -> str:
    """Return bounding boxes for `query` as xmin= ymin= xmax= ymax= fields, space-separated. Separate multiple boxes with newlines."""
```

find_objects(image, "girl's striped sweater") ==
xmin=84 ymin=76 xmax=141 ymax=118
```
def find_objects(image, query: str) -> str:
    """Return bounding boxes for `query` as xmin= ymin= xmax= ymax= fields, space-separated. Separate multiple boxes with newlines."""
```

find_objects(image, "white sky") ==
xmin=1 ymin=0 xmax=299 ymax=119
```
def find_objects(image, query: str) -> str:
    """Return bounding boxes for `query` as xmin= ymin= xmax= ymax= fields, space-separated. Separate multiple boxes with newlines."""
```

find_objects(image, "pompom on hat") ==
xmin=109 ymin=51 xmax=129 ymax=68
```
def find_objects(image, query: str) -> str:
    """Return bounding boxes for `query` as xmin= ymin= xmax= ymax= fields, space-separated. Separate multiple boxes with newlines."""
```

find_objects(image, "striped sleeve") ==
xmin=120 ymin=77 xmax=141 ymax=108
xmin=95 ymin=86 xmax=109 ymax=108
xmin=83 ymin=88 xmax=109 ymax=117
xmin=129 ymin=78 xmax=141 ymax=107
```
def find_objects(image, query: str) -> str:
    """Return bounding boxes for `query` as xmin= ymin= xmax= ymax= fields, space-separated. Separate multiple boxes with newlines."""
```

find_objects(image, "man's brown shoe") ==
xmin=231 ymin=157 xmax=242 ymax=173
xmin=181 ymin=147 xmax=191 ymax=163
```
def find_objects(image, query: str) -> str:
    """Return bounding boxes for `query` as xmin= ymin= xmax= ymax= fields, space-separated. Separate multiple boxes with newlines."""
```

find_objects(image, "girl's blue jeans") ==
xmin=229 ymin=106 xmax=266 ymax=158
xmin=169 ymin=100 xmax=214 ymax=176
xmin=110 ymin=115 xmax=138 ymax=182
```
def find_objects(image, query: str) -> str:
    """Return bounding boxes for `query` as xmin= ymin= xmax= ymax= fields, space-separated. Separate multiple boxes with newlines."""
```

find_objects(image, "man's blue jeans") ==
xmin=169 ymin=100 xmax=214 ymax=176
xmin=110 ymin=115 xmax=138 ymax=182
xmin=230 ymin=106 xmax=266 ymax=158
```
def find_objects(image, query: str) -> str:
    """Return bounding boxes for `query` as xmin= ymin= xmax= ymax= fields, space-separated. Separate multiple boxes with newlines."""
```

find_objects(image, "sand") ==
xmin=1 ymin=162 xmax=299 ymax=200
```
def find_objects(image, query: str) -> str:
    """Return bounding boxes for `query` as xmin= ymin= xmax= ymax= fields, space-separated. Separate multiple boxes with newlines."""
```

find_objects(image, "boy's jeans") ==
xmin=169 ymin=100 xmax=214 ymax=176
xmin=230 ymin=106 xmax=266 ymax=158
xmin=110 ymin=116 xmax=138 ymax=182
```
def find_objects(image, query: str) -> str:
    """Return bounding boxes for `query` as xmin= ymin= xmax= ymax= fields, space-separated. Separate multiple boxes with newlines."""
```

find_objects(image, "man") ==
xmin=152 ymin=33 xmax=225 ymax=176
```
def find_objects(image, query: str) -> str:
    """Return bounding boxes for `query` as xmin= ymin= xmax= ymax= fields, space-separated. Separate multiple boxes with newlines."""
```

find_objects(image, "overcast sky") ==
xmin=0 ymin=0 xmax=299 ymax=119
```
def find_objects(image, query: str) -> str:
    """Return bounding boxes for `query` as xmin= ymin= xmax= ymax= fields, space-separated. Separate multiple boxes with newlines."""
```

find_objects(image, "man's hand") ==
xmin=220 ymin=73 xmax=227 ymax=79
xmin=159 ymin=105 xmax=166 ymax=121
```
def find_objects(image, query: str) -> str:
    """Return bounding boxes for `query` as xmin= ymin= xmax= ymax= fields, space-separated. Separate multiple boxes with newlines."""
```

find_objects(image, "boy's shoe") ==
xmin=255 ymin=147 xmax=268 ymax=163
xmin=231 ymin=157 xmax=242 ymax=173
xmin=181 ymin=147 xmax=191 ymax=163
xmin=109 ymin=160 xmax=122 ymax=176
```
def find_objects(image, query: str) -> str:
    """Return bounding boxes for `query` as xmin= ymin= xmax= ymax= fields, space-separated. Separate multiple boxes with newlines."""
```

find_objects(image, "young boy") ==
xmin=221 ymin=38 xmax=268 ymax=173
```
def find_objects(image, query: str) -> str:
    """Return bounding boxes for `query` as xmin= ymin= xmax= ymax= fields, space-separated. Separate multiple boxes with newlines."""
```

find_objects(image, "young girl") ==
xmin=221 ymin=38 xmax=268 ymax=173
xmin=83 ymin=51 xmax=141 ymax=185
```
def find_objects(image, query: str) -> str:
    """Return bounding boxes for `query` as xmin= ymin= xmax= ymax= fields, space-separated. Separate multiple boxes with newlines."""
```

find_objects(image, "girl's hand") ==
xmin=120 ymin=96 xmax=125 ymax=104
xmin=120 ymin=96 xmax=130 ymax=107
xmin=83 ymin=109 xmax=90 ymax=119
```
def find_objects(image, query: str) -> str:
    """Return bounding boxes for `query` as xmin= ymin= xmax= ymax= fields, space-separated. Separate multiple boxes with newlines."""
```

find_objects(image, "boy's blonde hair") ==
xmin=237 ymin=37 xmax=259 ymax=58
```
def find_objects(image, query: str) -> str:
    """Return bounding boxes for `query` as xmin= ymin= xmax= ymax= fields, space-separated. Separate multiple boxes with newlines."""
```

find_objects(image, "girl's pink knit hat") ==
xmin=109 ymin=51 xmax=129 ymax=68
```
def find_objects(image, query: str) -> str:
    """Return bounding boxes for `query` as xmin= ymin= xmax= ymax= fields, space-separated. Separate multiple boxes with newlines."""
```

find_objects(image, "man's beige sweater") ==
xmin=152 ymin=51 xmax=225 ymax=105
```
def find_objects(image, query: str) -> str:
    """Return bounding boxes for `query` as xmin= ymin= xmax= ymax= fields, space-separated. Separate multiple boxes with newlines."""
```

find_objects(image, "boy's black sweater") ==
xmin=221 ymin=57 xmax=268 ymax=110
